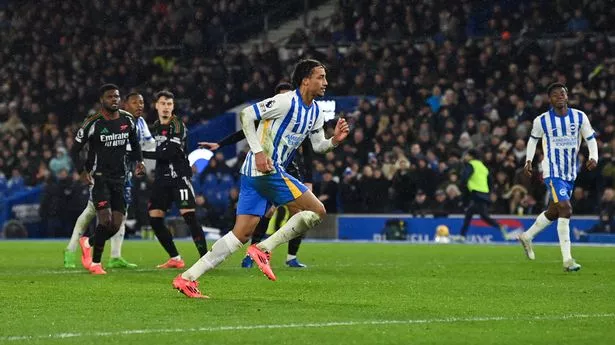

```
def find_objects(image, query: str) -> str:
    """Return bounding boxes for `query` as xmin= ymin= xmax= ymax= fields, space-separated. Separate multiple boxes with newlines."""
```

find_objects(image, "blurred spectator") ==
xmin=410 ymin=189 xmax=430 ymax=217
xmin=572 ymin=187 xmax=595 ymax=215
xmin=315 ymin=171 xmax=338 ymax=213
xmin=39 ymin=169 xmax=84 ymax=238
xmin=49 ymin=147 xmax=73 ymax=177
xmin=431 ymin=189 xmax=449 ymax=218
xmin=339 ymin=168 xmax=361 ymax=213
xmin=574 ymin=188 xmax=615 ymax=240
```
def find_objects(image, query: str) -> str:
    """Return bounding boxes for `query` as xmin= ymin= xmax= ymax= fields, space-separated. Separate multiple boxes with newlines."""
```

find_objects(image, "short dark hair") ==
xmin=125 ymin=92 xmax=142 ymax=101
xmin=99 ymin=84 xmax=119 ymax=98
xmin=274 ymin=82 xmax=293 ymax=94
xmin=467 ymin=148 xmax=480 ymax=159
xmin=547 ymin=82 xmax=568 ymax=96
xmin=154 ymin=90 xmax=174 ymax=101
xmin=291 ymin=59 xmax=326 ymax=88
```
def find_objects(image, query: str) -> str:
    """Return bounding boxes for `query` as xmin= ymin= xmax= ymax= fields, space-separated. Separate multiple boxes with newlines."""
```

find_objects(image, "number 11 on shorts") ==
xmin=180 ymin=189 xmax=189 ymax=201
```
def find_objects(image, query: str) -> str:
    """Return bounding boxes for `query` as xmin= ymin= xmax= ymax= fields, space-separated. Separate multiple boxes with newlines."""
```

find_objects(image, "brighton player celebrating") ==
xmin=518 ymin=83 xmax=598 ymax=272
xmin=173 ymin=59 xmax=349 ymax=298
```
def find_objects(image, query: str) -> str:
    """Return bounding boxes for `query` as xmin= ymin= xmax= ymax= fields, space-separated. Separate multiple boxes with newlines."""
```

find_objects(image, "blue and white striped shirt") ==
xmin=530 ymin=107 xmax=595 ymax=182
xmin=127 ymin=117 xmax=155 ymax=152
xmin=241 ymin=89 xmax=323 ymax=177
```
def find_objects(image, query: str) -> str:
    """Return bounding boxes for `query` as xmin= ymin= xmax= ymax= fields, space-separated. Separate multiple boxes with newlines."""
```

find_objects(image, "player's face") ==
xmin=307 ymin=66 xmax=327 ymax=97
xmin=549 ymin=87 xmax=568 ymax=109
xmin=125 ymin=94 xmax=144 ymax=118
xmin=101 ymin=90 xmax=121 ymax=112
xmin=155 ymin=96 xmax=174 ymax=121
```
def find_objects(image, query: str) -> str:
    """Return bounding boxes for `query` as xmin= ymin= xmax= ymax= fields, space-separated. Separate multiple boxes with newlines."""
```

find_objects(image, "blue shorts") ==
xmin=544 ymin=177 xmax=574 ymax=203
xmin=237 ymin=170 xmax=308 ymax=216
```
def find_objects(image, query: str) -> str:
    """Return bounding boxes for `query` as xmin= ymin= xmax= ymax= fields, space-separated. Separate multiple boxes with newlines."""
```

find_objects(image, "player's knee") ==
xmin=314 ymin=202 xmax=326 ymax=219
xmin=300 ymin=210 xmax=323 ymax=228
xmin=99 ymin=216 xmax=112 ymax=227
xmin=303 ymin=198 xmax=326 ymax=219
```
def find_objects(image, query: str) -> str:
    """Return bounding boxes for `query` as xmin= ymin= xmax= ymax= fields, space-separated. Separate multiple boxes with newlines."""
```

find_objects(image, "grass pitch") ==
xmin=1 ymin=240 xmax=614 ymax=344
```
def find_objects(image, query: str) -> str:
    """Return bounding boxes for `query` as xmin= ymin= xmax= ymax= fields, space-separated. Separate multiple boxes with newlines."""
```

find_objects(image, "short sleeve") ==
xmin=252 ymin=93 xmax=292 ymax=121
xmin=530 ymin=116 xmax=544 ymax=139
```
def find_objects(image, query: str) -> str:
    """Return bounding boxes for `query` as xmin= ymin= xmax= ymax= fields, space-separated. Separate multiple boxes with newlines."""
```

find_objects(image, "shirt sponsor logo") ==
xmin=100 ymin=132 xmax=130 ymax=147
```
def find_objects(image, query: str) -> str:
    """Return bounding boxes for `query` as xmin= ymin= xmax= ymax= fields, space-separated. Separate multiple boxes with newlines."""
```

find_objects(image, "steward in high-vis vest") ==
xmin=457 ymin=149 xmax=510 ymax=241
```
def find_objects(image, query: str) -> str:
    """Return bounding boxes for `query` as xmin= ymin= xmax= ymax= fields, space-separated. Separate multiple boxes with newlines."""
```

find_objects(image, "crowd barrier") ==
xmin=336 ymin=214 xmax=604 ymax=243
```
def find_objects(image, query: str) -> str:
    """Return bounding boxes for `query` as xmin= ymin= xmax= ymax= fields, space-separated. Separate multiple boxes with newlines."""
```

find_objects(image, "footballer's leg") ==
xmin=175 ymin=214 xmax=261 ymax=297
xmin=65 ymin=201 xmax=96 ymax=268
xmin=107 ymin=213 xmax=138 ymax=268
xmin=149 ymin=183 xmax=183 ymax=268
xmin=555 ymin=183 xmax=579 ymax=271
xmin=519 ymin=181 xmax=559 ymax=260
xmin=108 ymin=178 xmax=137 ymax=268
xmin=86 ymin=180 xmax=127 ymax=275
xmin=174 ymin=176 xmax=269 ymax=297
xmin=254 ymin=171 xmax=324 ymax=256
xmin=242 ymin=206 xmax=275 ymax=268
xmin=178 ymin=177 xmax=208 ymax=257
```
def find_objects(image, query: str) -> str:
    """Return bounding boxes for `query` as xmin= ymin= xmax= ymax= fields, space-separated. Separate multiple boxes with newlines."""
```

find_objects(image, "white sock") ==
xmin=109 ymin=215 xmax=126 ymax=259
xmin=172 ymin=255 xmax=182 ymax=261
xmin=524 ymin=212 xmax=553 ymax=239
xmin=90 ymin=262 xmax=100 ymax=267
xmin=287 ymin=254 xmax=296 ymax=261
xmin=66 ymin=201 xmax=96 ymax=252
xmin=557 ymin=218 xmax=572 ymax=263
xmin=257 ymin=211 xmax=321 ymax=253
xmin=181 ymin=232 xmax=243 ymax=281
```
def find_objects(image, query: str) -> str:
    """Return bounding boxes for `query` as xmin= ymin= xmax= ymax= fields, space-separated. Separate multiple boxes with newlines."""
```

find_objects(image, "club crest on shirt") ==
xmin=559 ymin=188 xmax=567 ymax=197
xmin=120 ymin=124 xmax=129 ymax=131
xmin=569 ymin=123 xmax=577 ymax=134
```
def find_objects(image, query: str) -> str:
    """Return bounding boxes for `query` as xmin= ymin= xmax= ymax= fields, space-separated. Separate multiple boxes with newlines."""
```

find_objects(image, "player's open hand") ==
xmin=332 ymin=118 xmax=350 ymax=145
xmin=255 ymin=151 xmax=274 ymax=173
xmin=586 ymin=158 xmax=597 ymax=171
xmin=524 ymin=160 xmax=532 ymax=177
xmin=135 ymin=161 xmax=146 ymax=176
xmin=198 ymin=142 xmax=219 ymax=151
xmin=80 ymin=171 xmax=93 ymax=185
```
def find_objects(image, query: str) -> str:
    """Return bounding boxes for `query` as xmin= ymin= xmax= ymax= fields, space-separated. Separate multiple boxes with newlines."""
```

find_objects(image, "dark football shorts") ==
xmin=148 ymin=176 xmax=196 ymax=211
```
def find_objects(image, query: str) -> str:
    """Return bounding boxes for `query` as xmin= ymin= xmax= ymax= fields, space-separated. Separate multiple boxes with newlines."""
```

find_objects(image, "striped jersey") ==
xmin=241 ymin=89 xmax=323 ymax=177
xmin=530 ymin=107 xmax=595 ymax=182
xmin=126 ymin=116 xmax=155 ymax=152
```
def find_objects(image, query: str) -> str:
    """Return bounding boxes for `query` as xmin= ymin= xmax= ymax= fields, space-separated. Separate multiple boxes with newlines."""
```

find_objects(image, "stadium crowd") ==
xmin=1 ymin=0 xmax=615 ymax=237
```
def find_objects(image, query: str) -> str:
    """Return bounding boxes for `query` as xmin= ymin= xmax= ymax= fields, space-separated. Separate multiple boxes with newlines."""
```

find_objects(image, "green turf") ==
xmin=1 ymin=240 xmax=614 ymax=344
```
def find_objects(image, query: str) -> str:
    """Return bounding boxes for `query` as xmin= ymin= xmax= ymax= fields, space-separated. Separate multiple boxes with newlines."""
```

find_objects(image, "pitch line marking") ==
xmin=2 ymin=313 xmax=613 ymax=341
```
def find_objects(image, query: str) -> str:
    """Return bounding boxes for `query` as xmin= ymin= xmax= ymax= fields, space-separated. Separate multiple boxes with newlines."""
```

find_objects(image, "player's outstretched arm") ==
xmin=199 ymin=127 xmax=249 ymax=151
xmin=309 ymin=118 xmax=349 ymax=153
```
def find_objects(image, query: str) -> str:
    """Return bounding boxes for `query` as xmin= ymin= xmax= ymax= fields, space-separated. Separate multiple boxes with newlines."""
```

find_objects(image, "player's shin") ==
xmin=181 ymin=232 xmax=243 ymax=281
xmin=110 ymin=215 xmax=126 ymax=259
xmin=92 ymin=224 xmax=113 ymax=264
xmin=257 ymin=211 xmax=321 ymax=253
xmin=251 ymin=217 xmax=270 ymax=244
xmin=557 ymin=218 xmax=573 ymax=262
xmin=150 ymin=217 xmax=180 ymax=258
xmin=182 ymin=212 xmax=208 ymax=256
xmin=524 ymin=212 xmax=553 ymax=239
xmin=66 ymin=201 xmax=96 ymax=252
